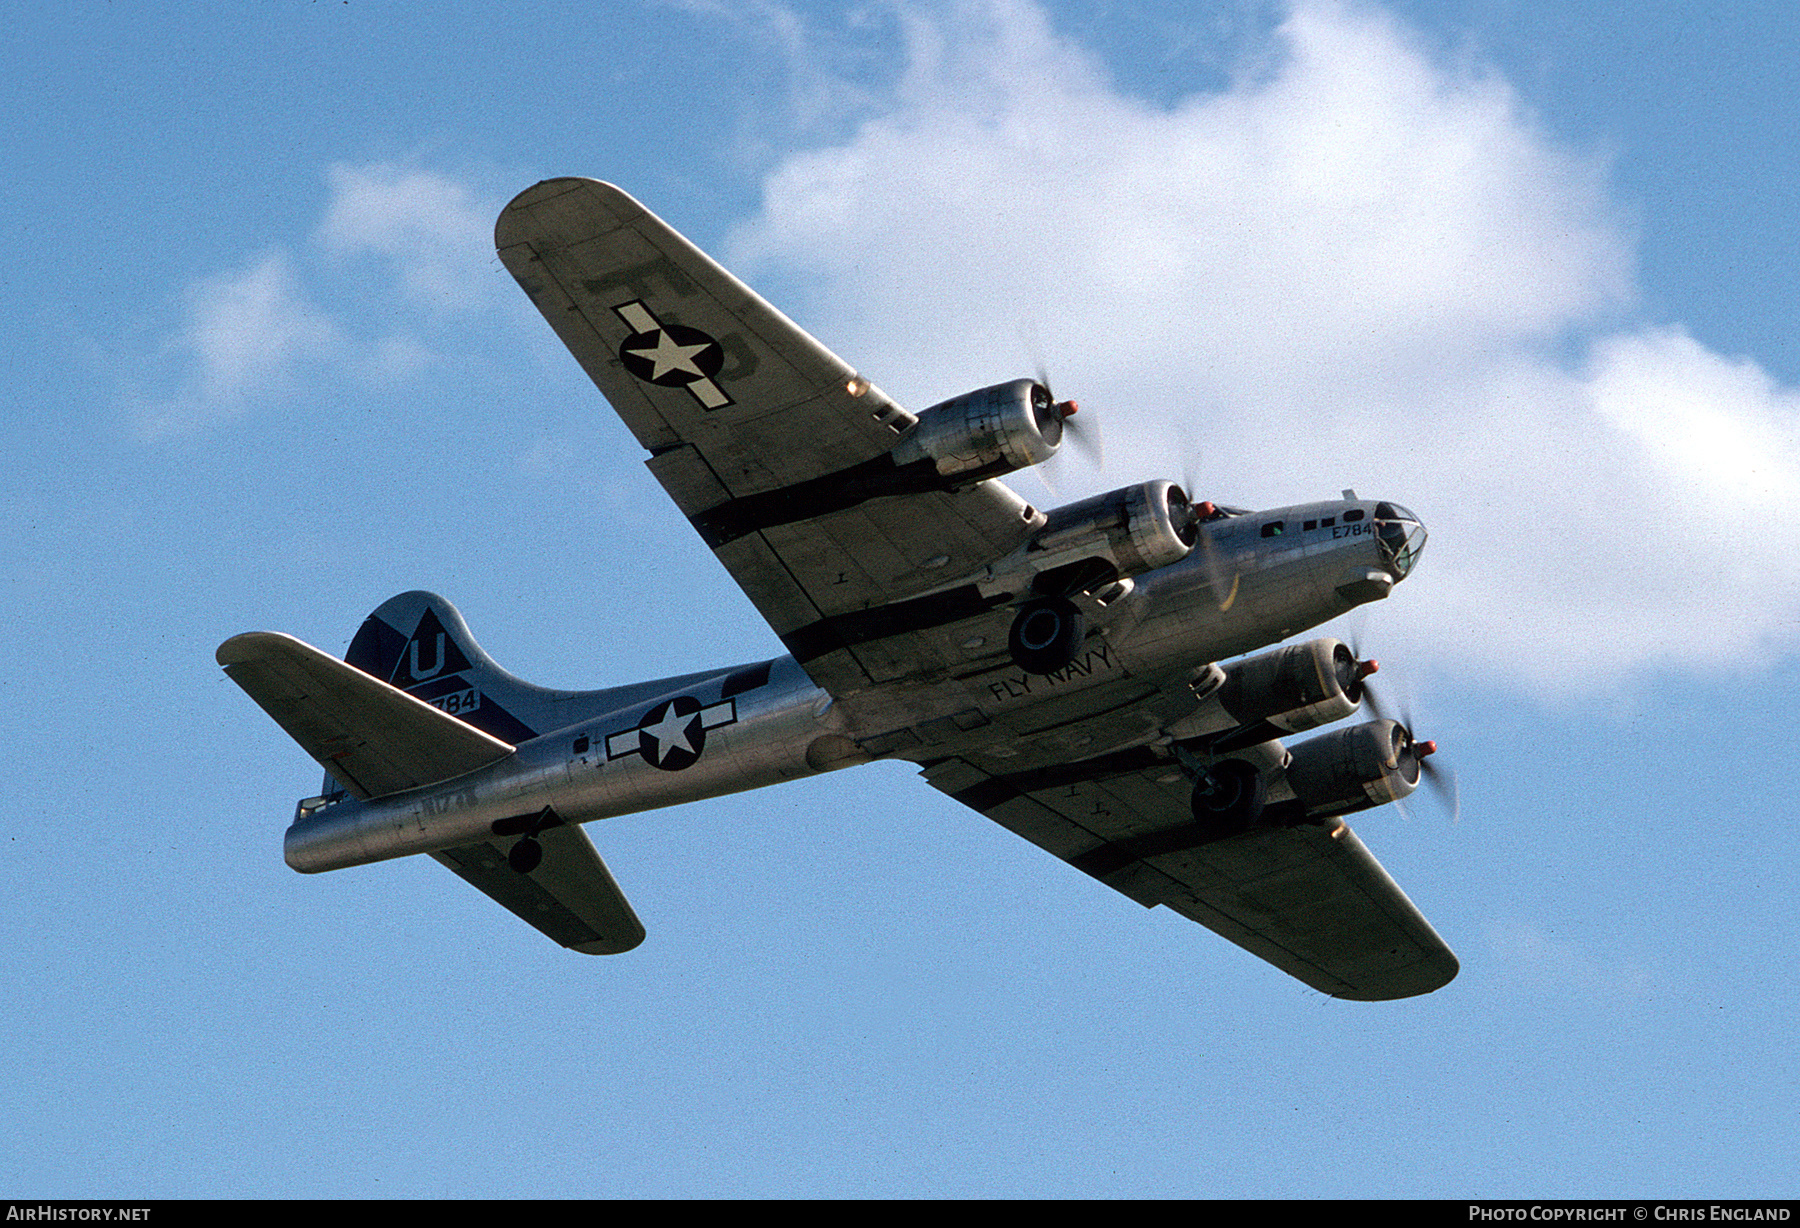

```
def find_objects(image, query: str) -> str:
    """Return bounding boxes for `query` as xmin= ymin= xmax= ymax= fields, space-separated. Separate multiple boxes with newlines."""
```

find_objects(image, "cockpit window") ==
xmin=1374 ymin=505 xmax=1427 ymax=578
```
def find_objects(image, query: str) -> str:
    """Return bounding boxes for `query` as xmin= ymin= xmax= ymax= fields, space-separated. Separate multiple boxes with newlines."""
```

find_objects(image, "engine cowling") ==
xmin=889 ymin=378 xmax=1061 ymax=481
xmin=1282 ymin=719 xmax=1423 ymax=816
xmin=1215 ymin=638 xmax=1362 ymax=734
xmin=1166 ymin=638 xmax=1362 ymax=748
xmin=1023 ymin=480 xmax=1198 ymax=592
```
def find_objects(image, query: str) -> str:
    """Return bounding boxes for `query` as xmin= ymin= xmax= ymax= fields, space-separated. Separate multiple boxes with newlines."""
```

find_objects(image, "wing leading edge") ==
xmin=924 ymin=755 xmax=1458 ymax=1000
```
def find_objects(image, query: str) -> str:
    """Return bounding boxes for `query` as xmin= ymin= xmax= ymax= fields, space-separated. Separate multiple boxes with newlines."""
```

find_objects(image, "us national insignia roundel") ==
xmin=613 ymin=299 xmax=731 ymax=409
xmin=636 ymin=696 xmax=706 ymax=771
xmin=603 ymin=695 xmax=740 ymax=772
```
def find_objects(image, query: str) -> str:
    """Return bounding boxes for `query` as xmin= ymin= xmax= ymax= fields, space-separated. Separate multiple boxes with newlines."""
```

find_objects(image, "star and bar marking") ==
xmin=605 ymin=695 xmax=739 ymax=772
xmin=614 ymin=300 xmax=731 ymax=409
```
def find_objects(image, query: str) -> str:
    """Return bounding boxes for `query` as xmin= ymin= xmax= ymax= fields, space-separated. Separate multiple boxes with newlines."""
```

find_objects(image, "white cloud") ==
xmin=726 ymin=0 xmax=1800 ymax=696
xmin=1589 ymin=329 xmax=1800 ymax=513
xmin=139 ymin=163 xmax=496 ymax=433
xmin=1486 ymin=920 xmax=1652 ymax=1002
xmin=732 ymin=0 xmax=1628 ymax=392
xmin=184 ymin=251 xmax=343 ymax=403
xmin=667 ymin=0 xmax=886 ymax=138
xmin=133 ymin=251 xmax=345 ymax=435
xmin=314 ymin=163 xmax=496 ymax=312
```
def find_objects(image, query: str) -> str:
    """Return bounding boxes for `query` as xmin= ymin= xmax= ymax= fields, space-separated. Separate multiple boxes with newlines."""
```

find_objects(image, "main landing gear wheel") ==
xmin=497 ymin=806 xmax=560 ymax=874
xmin=1190 ymin=759 xmax=1266 ymax=836
xmin=508 ymin=837 xmax=544 ymax=874
xmin=1008 ymin=598 xmax=1085 ymax=675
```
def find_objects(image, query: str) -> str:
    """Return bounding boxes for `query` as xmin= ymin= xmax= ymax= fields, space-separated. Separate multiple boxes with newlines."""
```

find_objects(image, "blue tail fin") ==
xmin=344 ymin=589 xmax=762 ymax=752
xmin=345 ymin=591 xmax=569 ymax=745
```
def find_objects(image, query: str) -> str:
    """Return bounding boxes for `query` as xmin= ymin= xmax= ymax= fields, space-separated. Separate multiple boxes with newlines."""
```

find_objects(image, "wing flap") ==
xmin=218 ymin=631 xmax=514 ymax=801
xmin=431 ymin=825 xmax=646 ymax=955
xmin=925 ymin=754 xmax=1457 ymax=1000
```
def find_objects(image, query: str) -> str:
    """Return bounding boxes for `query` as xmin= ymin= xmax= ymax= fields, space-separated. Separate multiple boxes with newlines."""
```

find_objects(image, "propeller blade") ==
xmin=1347 ymin=641 xmax=1459 ymax=822
xmin=1420 ymin=754 xmax=1460 ymax=824
xmin=1345 ymin=635 xmax=1386 ymax=716
xmin=1034 ymin=364 xmax=1100 ymax=469
xmin=1196 ymin=521 xmax=1240 ymax=612
xmin=1403 ymin=727 xmax=1459 ymax=824
xmin=1062 ymin=407 xmax=1103 ymax=468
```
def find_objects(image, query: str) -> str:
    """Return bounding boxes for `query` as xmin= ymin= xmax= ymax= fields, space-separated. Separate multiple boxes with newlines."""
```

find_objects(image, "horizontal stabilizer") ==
xmin=432 ymin=825 xmax=646 ymax=955
xmin=218 ymin=631 xmax=514 ymax=800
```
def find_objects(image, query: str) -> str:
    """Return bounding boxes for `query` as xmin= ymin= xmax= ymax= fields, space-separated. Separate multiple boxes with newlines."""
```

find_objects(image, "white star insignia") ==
xmin=641 ymin=704 xmax=699 ymax=761
xmin=626 ymin=331 xmax=711 ymax=380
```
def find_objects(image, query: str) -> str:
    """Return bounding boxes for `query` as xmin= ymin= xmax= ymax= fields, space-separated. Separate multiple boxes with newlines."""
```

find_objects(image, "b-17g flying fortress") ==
xmin=221 ymin=177 xmax=1455 ymax=1000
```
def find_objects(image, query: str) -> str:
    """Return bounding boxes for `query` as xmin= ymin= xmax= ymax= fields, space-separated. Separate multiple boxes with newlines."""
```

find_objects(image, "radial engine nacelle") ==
xmin=1284 ymin=719 xmax=1426 ymax=816
xmin=1178 ymin=638 xmax=1365 ymax=741
xmin=981 ymin=479 xmax=1200 ymax=675
xmin=1017 ymin=479 xmax=1198 ymax=596
xmin=889 ymin=378 xmax=1066 ymax=482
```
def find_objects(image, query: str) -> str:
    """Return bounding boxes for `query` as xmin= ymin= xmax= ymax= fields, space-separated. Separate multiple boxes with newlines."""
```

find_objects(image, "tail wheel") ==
xmin=1190 ymin=759 xmax=1266 ymax=835
xmin=1008 ymin=598 xmax=1085 ymax=675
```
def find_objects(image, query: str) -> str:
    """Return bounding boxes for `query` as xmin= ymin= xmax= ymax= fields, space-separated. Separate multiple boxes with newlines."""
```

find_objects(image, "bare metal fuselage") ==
xmin=282 ymin=495 xmax=1409 ymax=874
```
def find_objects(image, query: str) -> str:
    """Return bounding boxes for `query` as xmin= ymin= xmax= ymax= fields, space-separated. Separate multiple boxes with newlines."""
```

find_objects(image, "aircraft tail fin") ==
xmin=343 ymin=590 xmax=582 ymax=745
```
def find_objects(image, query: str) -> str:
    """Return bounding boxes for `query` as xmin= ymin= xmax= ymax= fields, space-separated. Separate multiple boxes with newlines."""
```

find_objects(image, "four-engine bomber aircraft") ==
xmin=220 ymin=178 xmax=1457 ymax=1000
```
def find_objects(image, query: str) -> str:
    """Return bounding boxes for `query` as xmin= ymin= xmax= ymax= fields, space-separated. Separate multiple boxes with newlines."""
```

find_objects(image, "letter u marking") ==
xmin=410 ymin=633 xmax=445 ymax=679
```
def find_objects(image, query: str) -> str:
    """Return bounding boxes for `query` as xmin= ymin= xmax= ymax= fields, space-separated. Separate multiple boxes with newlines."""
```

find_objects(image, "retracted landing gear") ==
xmin=493 ymin=806 xmax=562 ymax=874
xmin=1008 ymin=597 xmax=1086 ymax=675
xmin=508 ymin=838 xmax=544 ymax=873
xmin=1189 ymin=758 xmax=1266 ymax=837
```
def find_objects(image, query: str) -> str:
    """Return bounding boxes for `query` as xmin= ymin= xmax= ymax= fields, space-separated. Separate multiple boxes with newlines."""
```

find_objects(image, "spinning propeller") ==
xmin=1032 ymin=368 xmax=1101 ymax=469
xmin=1409 ymin=733 xmax=1458 ymax=823
xmin=1167 ymin=428 xmax=1241 ymax=612
xmin=1191 ymin=500 xmax=1240 ymax=611
xmin=1345 ymin=638 xmax=1459 ymax=823
xmin=1025 ymin=369 xmax=1235 ymax=609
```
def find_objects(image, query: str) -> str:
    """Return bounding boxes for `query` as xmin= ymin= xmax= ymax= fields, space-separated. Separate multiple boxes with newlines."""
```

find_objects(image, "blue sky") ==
xmin=5 ymin=0 xmax=1797 ymax=1199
